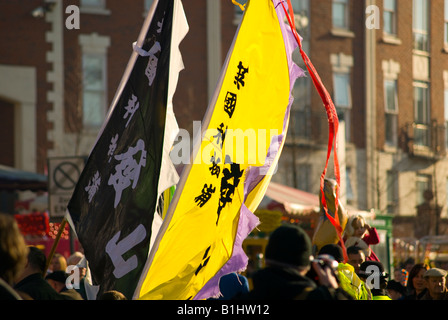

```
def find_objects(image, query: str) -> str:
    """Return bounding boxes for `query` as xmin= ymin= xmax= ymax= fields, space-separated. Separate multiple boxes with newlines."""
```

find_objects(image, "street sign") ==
xmin=48 ymin=157 xmax=85 ymax=218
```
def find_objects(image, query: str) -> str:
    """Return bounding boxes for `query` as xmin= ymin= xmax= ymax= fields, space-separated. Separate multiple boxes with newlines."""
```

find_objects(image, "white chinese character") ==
xmin=157 ymin=18 xmax=164 ymax=33
xmin=124 ymin=95 xmax=139 ymax=128
xmin=85 ymin=171 xmax=101 ymax=203
xmin=145 ymin=42 xmax=161 ymax=86
xmin=108 ymin=133 xmax=119 ymax=162
xmin=108 ymin=139 xmax=147 ymax=208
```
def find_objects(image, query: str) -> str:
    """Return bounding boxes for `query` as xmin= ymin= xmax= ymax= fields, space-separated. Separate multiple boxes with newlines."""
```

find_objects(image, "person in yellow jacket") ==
xmin=319 ymin=244 xmax=371 ymax=300
xmin=338 ymin=263 xmax=372 ymax=300
xmin=358 ymin=261 xmax=392 ymax=300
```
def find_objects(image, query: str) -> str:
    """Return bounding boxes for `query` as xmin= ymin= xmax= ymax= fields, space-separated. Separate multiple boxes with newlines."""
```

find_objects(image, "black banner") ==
xmin=67 ymin=0 xmax=174 ymax=299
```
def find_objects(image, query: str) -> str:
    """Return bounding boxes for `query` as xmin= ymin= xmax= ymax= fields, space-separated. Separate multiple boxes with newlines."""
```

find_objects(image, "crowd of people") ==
xmin=0 ymin=213 xmax=122 ymax=300
xmin=1 ymin=211 xmax=447 ymax=300
xmin=234 ymin=215 xmax=448 ymax=300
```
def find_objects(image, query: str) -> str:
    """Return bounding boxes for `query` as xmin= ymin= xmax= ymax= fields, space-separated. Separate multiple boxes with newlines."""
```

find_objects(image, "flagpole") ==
xmin=93 ymin=0 xmax=159 ymax=148
xmin=43 ymin=217 xmax=67 ymax=276
xmin=134 ymin=1 xmax=246 ymax=300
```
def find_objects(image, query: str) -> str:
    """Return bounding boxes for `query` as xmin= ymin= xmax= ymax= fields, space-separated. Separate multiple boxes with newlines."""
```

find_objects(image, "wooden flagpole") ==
xmin=42 ymin=217 xmax=67 ymax=276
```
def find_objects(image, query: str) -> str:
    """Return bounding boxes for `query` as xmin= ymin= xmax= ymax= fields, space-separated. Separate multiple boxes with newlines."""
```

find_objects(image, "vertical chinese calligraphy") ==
xmin=193 ymin=61 xmax=249 ymax=239
xmin=108 ymin=139 xmax=147 ymax=208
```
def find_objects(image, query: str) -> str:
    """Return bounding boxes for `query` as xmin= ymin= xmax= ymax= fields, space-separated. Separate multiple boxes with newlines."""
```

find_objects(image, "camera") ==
xmin=312 ymin=254 xmax=339 ymax=270
xmin=306 ymin=254 xmax=339 ymax=285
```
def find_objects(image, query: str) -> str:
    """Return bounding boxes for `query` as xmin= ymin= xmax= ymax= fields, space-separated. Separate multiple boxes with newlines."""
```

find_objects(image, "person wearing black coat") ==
xmin=14 ymin=246 xmax=66 ymax=300
xmin=238 ymin=224 xmax=351 ymax=300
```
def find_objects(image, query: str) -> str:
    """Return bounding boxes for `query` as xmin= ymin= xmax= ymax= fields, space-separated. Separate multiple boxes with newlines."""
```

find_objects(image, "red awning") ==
xmin=264 ymin=181 xmax=319 ymax=214
xmin=264 ymin=181 xmax=374 ymax=218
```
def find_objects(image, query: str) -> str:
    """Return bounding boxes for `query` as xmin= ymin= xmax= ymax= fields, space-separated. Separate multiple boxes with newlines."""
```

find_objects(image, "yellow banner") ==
xmin=137 ymin=0 xmax=292 ymax=300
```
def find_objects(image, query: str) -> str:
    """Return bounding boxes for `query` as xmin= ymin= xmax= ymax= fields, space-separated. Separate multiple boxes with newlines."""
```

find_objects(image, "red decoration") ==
xmin=14 ymin=212 xmax=49 ymax=236
xmin=14 ymin=212 xmax=69 ymax=239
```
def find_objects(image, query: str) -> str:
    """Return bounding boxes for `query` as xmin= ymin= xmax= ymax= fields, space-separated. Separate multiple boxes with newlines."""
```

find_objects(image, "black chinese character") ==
xmin=234 ymin=61 xmax=249 ymax=90
xmin=212 ymin=123 xmax=228 ymax=149
xmin=195 ymin=246 xmax=211 ymax=276
xmin=209 ymin=152 xmax=221 ymax=178
xmin=216 ymin=157 xmax=244 ymax=224
xmin=194 ymin=184 xmax=216 ymax=208
xmin=224 ymin=91 xmax=237 ymax=118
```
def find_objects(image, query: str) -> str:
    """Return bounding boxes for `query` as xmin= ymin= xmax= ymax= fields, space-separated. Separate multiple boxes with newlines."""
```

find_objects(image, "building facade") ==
xmin=275 ymin=0 xmax=448 ymax=238
xmin=1 ymin=0 xmax=448 ymax=238
xmin=0 ymin=0 xmax=239 ymax=173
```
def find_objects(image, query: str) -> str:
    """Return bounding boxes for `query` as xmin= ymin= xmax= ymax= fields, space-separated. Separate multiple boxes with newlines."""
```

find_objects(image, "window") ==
xmin=334 ymin=72 xmax=352 ymax=141
xmin=414 ymin=81 xmax=430 ymax=146
xmin=81 ymin=0 xmax=105 ymax=8
xmin=445 ymin=89 xmax=448 ymax=149
xmin=290 ymin=13 xmax=311 ymax=140
xmin=290 ymin=75 xmax=311 ymax=139
xmin=387 ymin=171 xmax=398 ymax=214
xmin=290 ymin=0 xmax=310 ymax=33
xmin=80 ymin=0 xmax=109 ymax=14
xmin=334 ymin=73 xmax=351 ymax=108
xmin=384 ymin=0 xmax=397 ymax=36
xmin=413 ymin=0 xmax=430 ymax=52
xmin=416 ymin=174 xmax=431 ymax=205
xmin=291 ymin=0 xmax=308 ymax=12
xmin=385 ymin=80 xmax=398 ymax=146
xmin=332 ymin=0 xmax=349 ymax=29
xmin=144 ymin=0 xmax=154 ymax=11
xmin=233 ymin=0 xmax=248 ymax=24
xmin=446 ymin=178 xmax=448 ymax=210
xmin=445 ymin=0 xmax=448 ymax=45
xmin=297 ymin=164 xmax=311 ymax=192
xmin=82 ymin=54 xmax=106 ymax=128
xmin=346 ymin=167 xmax=354 ymax=202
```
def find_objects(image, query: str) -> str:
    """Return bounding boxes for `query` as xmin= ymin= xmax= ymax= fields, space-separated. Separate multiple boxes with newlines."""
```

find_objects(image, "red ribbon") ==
xmin=280 ymin=0 xmax=347 ymax=261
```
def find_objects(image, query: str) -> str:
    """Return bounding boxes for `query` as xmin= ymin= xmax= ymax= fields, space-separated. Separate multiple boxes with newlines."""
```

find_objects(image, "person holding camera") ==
xmin=318 ymin=244 xmax=372 ymax=300
xmin=238 ymin=224 xmax=352 ymax=300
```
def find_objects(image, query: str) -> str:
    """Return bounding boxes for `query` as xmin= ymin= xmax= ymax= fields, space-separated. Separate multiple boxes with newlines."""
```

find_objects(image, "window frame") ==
xmin=82 ymin=53 xmax=107 ymax=129
xmin=445 ymin=0 xmax=448 ymax=46
xmin=332 ymin=0 xmax=350 ymax=30
xmin=416 ymin=174 xmax=432 ymax=206
xmin=412 ymin=0 xmax=430 ymax=52
xmin=444 ymin=89 xmax=448 ymax=149
xmin=333 ymin=71 xmax=352 ymax=142
xmin=383 ymin=0 xmax=397 ymax=36
xmin=384 ymin=79 xmax=399 ymax=147
xmin=386 ymin=170 xmax=398 ymax=214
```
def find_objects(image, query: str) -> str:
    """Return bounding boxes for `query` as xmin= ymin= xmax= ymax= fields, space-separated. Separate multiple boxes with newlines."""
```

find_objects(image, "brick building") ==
xmin=274 ymin=0 xmax=448 ymax=239
xmin=1 ymin=0 xmax=448 ymax=239
xmin=0 ymin=0 xmax=238 ymax=174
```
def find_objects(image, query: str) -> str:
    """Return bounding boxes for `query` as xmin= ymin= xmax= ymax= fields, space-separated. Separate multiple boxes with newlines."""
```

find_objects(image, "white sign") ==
xmin=48 ymin=157 xmax=85 ymax=218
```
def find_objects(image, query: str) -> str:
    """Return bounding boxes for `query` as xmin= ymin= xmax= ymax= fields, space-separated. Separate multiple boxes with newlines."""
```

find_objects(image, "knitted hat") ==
xmin=318 ymin=244 xmax=344 ymax=262
xmin=265 ymin=224 xmax=312 ymax=268
xmin=358 ymin=260 xmax=388 ymax=280
xmin=45 ymin=270 xmax=67 ymax=284
xmin=386 ymin=280 xmax=406 ymax=295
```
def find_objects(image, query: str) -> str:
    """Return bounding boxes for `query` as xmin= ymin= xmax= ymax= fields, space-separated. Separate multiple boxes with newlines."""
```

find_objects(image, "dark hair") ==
xmin=99 ymin=290 xmax=127 ymax=300
xmin=265 ymin=225 xmax=312 ymax=268
xmin=27 ymin=246 xmax=47 ymax=274
xmin=318 ymin=244 xmax=344 ymax=262
xmin=346 ymin=246 xmax=363 ymax=256
xmin=406 ymin=263 xmax=430 ymax=292
xmin=0 ymin=213 xmax=29 ymax=284
xmin=359 ymin=261 xmax=388 ymax=280
xmin=387 ymin=280 xmax=406 ymax=295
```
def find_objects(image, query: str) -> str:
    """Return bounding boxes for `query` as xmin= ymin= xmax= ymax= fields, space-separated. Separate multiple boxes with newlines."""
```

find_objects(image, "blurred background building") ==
xmin=0 ymin=0 xmax=448 ymax=262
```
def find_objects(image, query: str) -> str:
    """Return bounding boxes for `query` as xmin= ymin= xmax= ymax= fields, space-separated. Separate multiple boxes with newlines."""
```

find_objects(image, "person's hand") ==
xmin=311 ymin=260 xmax=339 ymax=289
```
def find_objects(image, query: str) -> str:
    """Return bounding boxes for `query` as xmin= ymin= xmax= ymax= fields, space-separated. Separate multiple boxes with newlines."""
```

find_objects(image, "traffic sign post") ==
xmin=48 ymin=157 xmax=86 ymax=218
